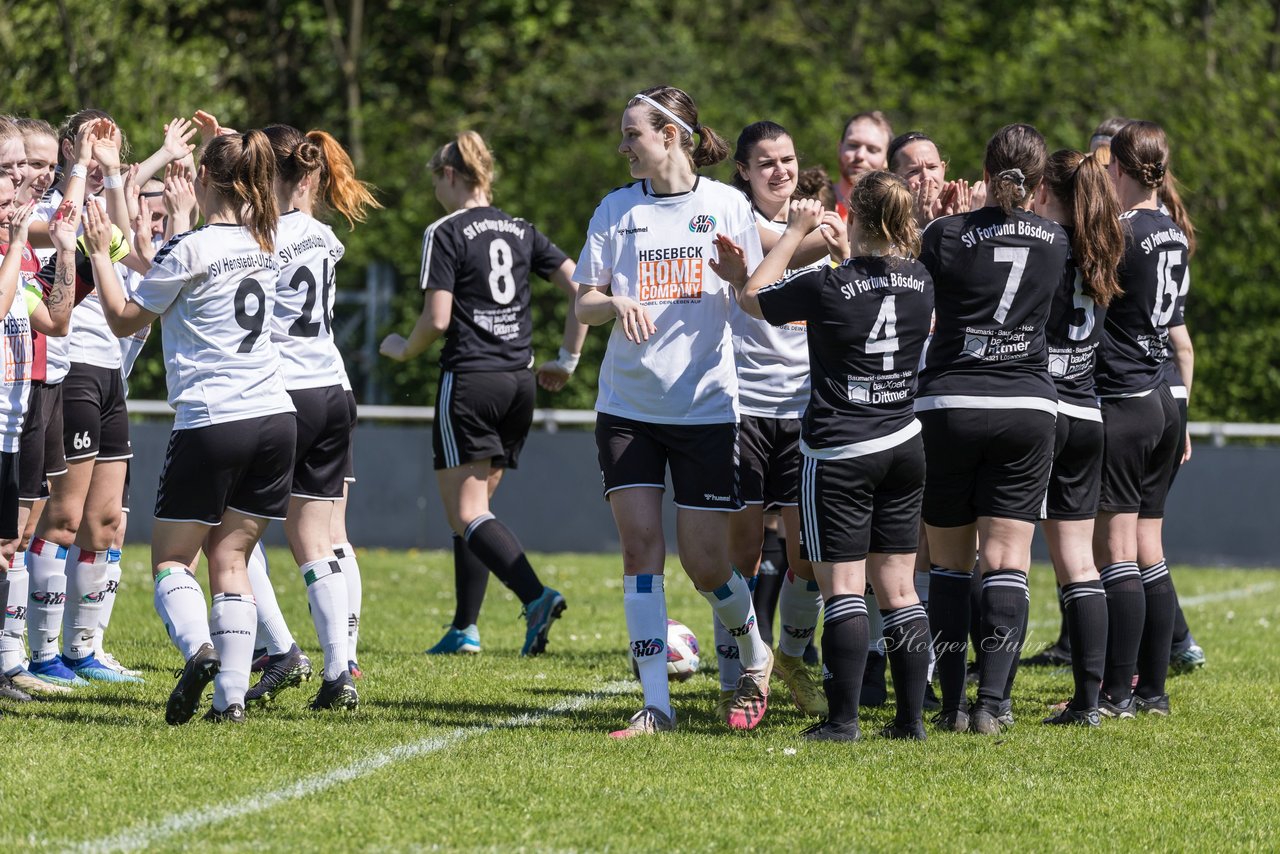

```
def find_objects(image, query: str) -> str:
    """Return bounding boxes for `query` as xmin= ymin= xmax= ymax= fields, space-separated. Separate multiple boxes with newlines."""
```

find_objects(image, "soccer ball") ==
xmin=630 ymin=619 xmax=701 ymax=682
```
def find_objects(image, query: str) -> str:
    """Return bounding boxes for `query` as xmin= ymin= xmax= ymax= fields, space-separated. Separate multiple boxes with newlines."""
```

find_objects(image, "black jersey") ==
xmin=757 ymin=256 xmax=934 ymax=455
xmin=419 ymin=206 xmax=568 ymax=372
xmin=1159 ymin=266 xmax=1191 ymax=389
xmin=1095 ymin=209 xmax=1189 ymax=397
xmin=1045 ymin=237 xmax=1109 ymax=411
xmin=917 ymin=207 xmax=1069 ymax=409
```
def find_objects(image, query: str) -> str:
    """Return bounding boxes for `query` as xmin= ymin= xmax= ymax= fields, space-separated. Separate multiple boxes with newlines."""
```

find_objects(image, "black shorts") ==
xmin=121 ymin=460 xmax=131 ymax=513
xmin=18 ymin=381 xmax=66 ymax=500
xmin=63 ymin=363 xmax=131 ymax=462
xmin=0 ymin=451 xmax=19 ymax=539
xmin=1100 ymin=386 xmax=1181 ymax=518
xmin=343 ymin=389 xmax=357 ymax=484
xmin=154 ymin=412 xmax=297 ymax=525
xmin=433 ymin=369 xmax=534 ymax=471
xmin=1162 ymin=391 xmax=1189 ymax=495
xmin=289 ymin=385 xmax=354 ymax=500
xmin=920 ymin=407 xmax=1056 ymax=527
xmin=595 ymin=412 xmax=742 ymax=511
xmin=799 ymin=434 xmax=924 ymax=563
xmin=1044 ymin=413 xmax=1104 ymax=521
xmin=738 ymin=415 xmax=802 ymax=509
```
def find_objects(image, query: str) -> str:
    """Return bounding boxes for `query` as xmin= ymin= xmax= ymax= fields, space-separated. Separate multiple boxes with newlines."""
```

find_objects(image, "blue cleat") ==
xmin=64 ymin=654 xmax=145 ymax=684
xmin=520 ymin=588 xmax=566 ymax=657
xmin=28 ymin=656 xmax=89 ymax=687
xmin=426 ymin=624 xmax=481 ymax=655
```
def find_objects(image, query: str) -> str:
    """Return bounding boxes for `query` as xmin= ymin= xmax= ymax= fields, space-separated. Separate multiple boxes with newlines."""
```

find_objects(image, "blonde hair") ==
xmin=849 ymin=171 xmax=920 ymax=257
xmin=428 ymin=131 xmax=494 ymax=196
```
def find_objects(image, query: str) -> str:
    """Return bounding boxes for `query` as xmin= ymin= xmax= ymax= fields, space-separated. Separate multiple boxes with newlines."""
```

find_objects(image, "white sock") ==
xmin=153 ymin=566 xmax=211 ymax=659
xmin=713 ymin=612 xmax=740 ymax=691
xmin=1 ymin=553 xmax=29 ymax=673
xmin=62 ymin=548 xmax=111 ymax=662
xmin=866 ymin=589 xmax=886 ymax=656
xmin=301 ymin=557 xmax=349 ymax=681
xmin=700 ymin=570 xmax=768 ymax=671
xmin=26 ymin=538 xmax=68 ymax=663
xmin=623 ymin=574 xmax=670 ymax=717
xmin=246 ymin=542 xmax=294 ymax=656
xmin=777 ymin=569 xmax=823 ymax=657
xmin=95 ymin=551 xmax=123 ymax=653
xmin=210 ymin=592 xmax=257 ymax=710
xmin=334 ymin=542 xmax=361 ymax=663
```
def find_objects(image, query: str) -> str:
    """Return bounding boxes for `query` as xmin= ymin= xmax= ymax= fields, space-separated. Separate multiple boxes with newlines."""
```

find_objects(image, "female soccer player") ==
xmin=1092 ymin=120 xmax=1189 ymax=718
xmin=723 ymin=173 xmax=935 ymax=741
xmin=575 ymin=86 xmax=769 ymax=738
xmin=1033 ymin=149 xmax=1125 ymax=726
xmin=380 ymin=130 xmax=585 ymax=658
xmin=90 ymin=130 xmax=295 ymax=724
xmin=916 ymin=124 xmax=1069 ymax=736
xmin=887 ymin=131 xmax=976 ymax=227
xmin=721 ymin=121 xmax=840 ymax=720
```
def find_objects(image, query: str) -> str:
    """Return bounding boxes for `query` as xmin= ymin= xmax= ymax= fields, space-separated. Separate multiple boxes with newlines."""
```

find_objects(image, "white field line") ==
xmin=1027 ymin=579 xmax=1278 ymax=631
xmin=63 ymin=680 xmax=634 ymax=854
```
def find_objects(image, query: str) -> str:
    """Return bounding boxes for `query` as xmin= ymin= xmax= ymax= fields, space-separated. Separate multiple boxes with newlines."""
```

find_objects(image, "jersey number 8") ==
xmin=488 ymin=238 xmax=516 ymax=305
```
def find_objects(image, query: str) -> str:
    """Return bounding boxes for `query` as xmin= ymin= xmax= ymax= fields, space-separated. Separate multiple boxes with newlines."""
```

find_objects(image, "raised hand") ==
xmin=81 ymin=199 xmax=115 ymax=257
xmin=48 ymin=201 xmax=81 ymax=252
xmin=709 ymin=233 xmax=748 ymax=287
xmin=163 ymin=160 xmax=198 ymax=233
xmin=90 ymin=119 xmax=123 ymax=173
xmin=6 ymin=200 xmax=39 ymax=246
xmin=161 ymin=117 xmax=198 ymax=161
xmin=819 ymin=210 xmax=851 ymax=262
xmin=192 ymin=110 xmax=236 ymax=143
xmin=786 ymin=197 xmax=825 ymax=233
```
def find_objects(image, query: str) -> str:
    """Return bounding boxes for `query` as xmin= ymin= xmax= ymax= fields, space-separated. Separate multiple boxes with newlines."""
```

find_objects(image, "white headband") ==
xmin=632 ymin=94 xmax=695 ymax=137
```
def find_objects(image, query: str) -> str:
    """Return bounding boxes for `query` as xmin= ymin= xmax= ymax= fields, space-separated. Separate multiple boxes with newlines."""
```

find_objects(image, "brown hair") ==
xmin=16 ymin=117 xmax=56 ymax=139
xmin=199 ymin=131 xmax=278 ymax=252
xmin=0 ymin=116 xmax=18 ymax=144
xmin=428 ymin=130 xmax=494 ymax=196
xmin=841 ymin=111 xmax=894 ymax=145
xmin=263 ymin=125 xmax=381 ymax=229
xmin=984 ymin=123 xmax=1046 ymax=214
xmin=1111 ymin=120 xmax=1196 ymax=255
xmin=56 ymin=109 xmax=129 ymax=170
xmin=1043 ymin=150 xmax=1123 ymax=307
xmin=794 ymin=166 xmax=835 ymax=211
xmin=1090 ymin=116 xmax=1131 ymax=149
xmin=848 ymin=170 xmax=920 ymax=257
xmin=629 ymin=86 xmax=729 ymax=169
xmin=731 ymin=121 xmax=790 ymax=197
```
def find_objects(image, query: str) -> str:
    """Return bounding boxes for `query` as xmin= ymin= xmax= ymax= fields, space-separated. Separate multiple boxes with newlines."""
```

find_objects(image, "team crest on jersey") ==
xmin=688 ymin=214 xmax=716 ymax=233
xmin=847 ymin=379 xmax=871 ymax=404
xmin=1048 ymin=352 xmax=1070 ymax=377
xmin=963 ymin=332 xmax=991 ymax=359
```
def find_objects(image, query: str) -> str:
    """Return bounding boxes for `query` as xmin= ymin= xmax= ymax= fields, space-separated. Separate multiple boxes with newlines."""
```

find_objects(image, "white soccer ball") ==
xmin=630 ymin=618 xmax=701 ymax=682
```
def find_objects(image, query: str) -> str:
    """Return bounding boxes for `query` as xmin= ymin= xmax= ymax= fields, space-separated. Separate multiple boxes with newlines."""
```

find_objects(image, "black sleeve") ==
xmin=919 ymin=218 xmax=945 ymax=279
xmin=529 ymin=225 xmax=570 ymax=280
xmin=757 ymin=267 xmax=824 ymax=327
xmin=419 ymin=223 xmax=460 ymax=293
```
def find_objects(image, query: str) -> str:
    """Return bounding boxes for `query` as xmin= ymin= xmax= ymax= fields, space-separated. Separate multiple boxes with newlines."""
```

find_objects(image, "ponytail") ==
xmin=984 ymin=124 xmax=1046 ymax=215
xmin=691 ymin=124 xmax=730 ymax=169
xmin=307 ymin=129 xmax=382 ymax=229
xmin=849 ymin=171 xmax=921 ymax=258
xmin=1046 ymin=150 xmax=1124 ymax=307
xmin=629 ymin=86 xmax=728 ymax=170
xmin=201 ymin=131 xmax=278 ymax=252
xmin=1160 ymin=168 xmax=1197 ymax=257
xmin=429 ymin=130 xmax=494 ymax=196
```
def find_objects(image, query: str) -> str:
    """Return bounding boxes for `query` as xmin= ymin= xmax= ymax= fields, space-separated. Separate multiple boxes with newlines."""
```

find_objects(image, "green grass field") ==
xmin=4 ymin=548 xmax=1278 ymax=852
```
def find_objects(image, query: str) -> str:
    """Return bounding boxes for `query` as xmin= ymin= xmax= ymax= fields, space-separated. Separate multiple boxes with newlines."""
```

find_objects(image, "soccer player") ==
xmin=916 ymin=124 xmax=1069 ymax=735
xmin=380 ymin=130 xmax=584 ymax=658
xmin=887 ymin=131 xmax=978 ymax=227
xmin=832 ymin=111 xmax=893 ymax=220
xmin=1092 ymin=120 xmax=1190 ymax=718
xmin=1033 ymin=149 xmax=1125 ymax=727
xmin=90 ymin=130 xmax=296 ymax=724
xmin=575 ymin=86 xmax=769 ymax=737
xmin=721 ymin=121 xmax=840 ymax=721
xmin=722 ymin=172 xmax=935 ymax=742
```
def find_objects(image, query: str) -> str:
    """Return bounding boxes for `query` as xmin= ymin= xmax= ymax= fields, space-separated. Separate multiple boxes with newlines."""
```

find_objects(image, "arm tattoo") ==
xmin=48 ymin=249 xmax=75 ymax=316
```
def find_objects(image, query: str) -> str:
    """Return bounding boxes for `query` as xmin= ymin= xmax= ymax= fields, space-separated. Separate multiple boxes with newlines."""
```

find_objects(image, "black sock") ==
xmin=462 ymin=515 xmax=544 ymax=605
xmin=1171 ymin=593 xmax=1191 ymax=647
xmin=820 ymin=594 xmax=868 ymax=725
xmin=975 ymin=570 xmax=1029 ymax=713
xmin=882 ymin=604 xmax=930 ymax=728
xmin=1100 ymin=562 xmax=1145 ymax=702
xmin=1002 ymin=600 xmax=1028 ymax=703
xmin=1054 ymin=583 xmax=1072 ymax=652
xmin=928 ymin=567 xmax=971 ymax=714
xmin=1137 ymin=560 xmax=1176 ymax=698
xmin=451 ymin=534 xmax=491 ymax=629
xmin=1062 ymin=580 xmax=1107 ymax=710
xmin=968 ymin=565 xmax=983 ymax=666
xmin=753 ymin=530 xmax=785 ymax=646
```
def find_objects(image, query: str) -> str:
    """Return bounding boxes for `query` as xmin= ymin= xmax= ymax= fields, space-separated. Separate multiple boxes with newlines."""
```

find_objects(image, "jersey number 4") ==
xmin=866 ymin=295 xmax=899 ymax=370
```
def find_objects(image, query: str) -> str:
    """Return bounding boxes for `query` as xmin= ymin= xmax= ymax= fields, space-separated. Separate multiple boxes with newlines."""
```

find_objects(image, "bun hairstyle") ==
xmin=428 ymin=130 xmax=494 ymax=197
xmin=848 ymin=170 xmax=921 ymax=258
xmin=629 ymin=86 xmax=729 ymax=169
xmin=984 ymin=123 xmax=1046 ymax=214
xmin=56 ymin=108 xmax=130 ymax=170
xmin=1110 ymin=120 xmax=1196 ymax=255
xmin=1043 ymin=149 xmax=1123 ymax=307
xmin=264 ymin=124 xmax=381 ymax=229
xmin=731 ymin=120 xmax=791 ymax=197
xmin=199 ymin=131 xmax=278 ymax=252
xmin=794 ymin=165 xmax=835 ymax=211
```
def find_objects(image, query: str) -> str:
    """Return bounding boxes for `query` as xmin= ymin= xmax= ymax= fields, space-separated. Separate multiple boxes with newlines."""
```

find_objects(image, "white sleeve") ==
xmin=130 ymin=246 xmax=190 ymax=315
xmin=572 ymin=199 xmax=614 ymax=288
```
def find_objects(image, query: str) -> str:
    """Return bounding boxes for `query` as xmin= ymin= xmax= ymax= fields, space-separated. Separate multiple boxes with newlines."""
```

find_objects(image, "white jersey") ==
xmin=0 ymin=290 xmax=38 ymax=452
xmin=574 ymin=178 xmax=762 ymax=425
xmin=731 ymin=213 xmax=816 ymax=419
xmin=118 ymin=264 xmax=151 ymax=384
xmin=270 ymin=211 xmax=347 ymax=390
xmin=131 ymin=225 xmax=294 ymax=430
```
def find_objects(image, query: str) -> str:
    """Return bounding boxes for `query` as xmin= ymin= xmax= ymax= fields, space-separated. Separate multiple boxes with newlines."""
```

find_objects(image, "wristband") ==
xmin=69 ymin=164 xmax=88 ymax=180
xmin=102 ymin=173 xmax=124 ymax=189
xmin=556 ymin=347 xmax=580 ymax=374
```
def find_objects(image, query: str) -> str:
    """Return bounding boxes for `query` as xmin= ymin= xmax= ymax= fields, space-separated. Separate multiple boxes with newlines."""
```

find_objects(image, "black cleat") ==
xmin=245 ymin=644 xmax=312 ymax=705
xmin=801 ymin=719 xmax=862 ymax=742
xmin=166 ymin=643 xmax=221 ymax=725
xmin=1022 ymin=642 xmax=1072 ymax=667
xmin=859 ymin=651 xmax=888 ymax=707
xmin=309 ymin=670 xmax=359 ymax=711
xmin=922 ymin=683 xmax=942 ymax=712
xmin=203 ymin=703 xmax=247 ymax=723
xmin=1098 ymin=693 xmax=1137 ymax=720
xmin=0 ymin=673 xmax=33 ymax=703
xmin=881 ymin=720 xmax=927 ymax=741
xmin=997 ymin=698 xmax=1015 ymax=728
xmin=968 ymin=706 xmax=1003 ymax=735
xmin=1135 ymin=693 xmax=1170 ymax=716
xmin=931 ymin=708 xmax=970 ymax=733
xmin=1043 ymin=706 xmax=1101 ymax=727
